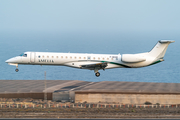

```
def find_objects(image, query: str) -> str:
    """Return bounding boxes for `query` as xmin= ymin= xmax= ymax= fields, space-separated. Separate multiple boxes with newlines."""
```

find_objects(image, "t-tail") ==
xmin=149 ymin=40 xmax=175 ymax=61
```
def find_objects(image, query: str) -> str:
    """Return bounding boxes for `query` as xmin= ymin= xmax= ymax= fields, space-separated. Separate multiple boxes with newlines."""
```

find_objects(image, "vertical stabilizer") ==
xmin=149 ymin=40 xmax=174 ymax=59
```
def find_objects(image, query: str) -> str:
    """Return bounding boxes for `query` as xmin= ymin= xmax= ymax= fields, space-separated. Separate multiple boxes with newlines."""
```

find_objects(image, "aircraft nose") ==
xmin=5 ymin=58 xmax=12 ymax=63
xmin=5 ymin=57 xmax=16 ymax=63
xmin=5 ymin=60 xmax=9 ymax=63
xmin=5 ymin=56 xmax=22 ymax=64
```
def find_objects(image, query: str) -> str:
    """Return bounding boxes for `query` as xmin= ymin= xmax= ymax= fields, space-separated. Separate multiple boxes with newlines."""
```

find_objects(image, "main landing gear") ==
xmin=95 ymin=72 xmax=100 ymax=77
xmin=94 ymin=68 xmax=100 ymax=77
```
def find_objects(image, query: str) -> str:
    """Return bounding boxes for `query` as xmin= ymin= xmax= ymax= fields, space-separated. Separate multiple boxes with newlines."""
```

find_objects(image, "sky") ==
xmin=1 ymin=0 xmax=180 ymax=34
xmin=0 ymin=0 xmax=179 ymax=82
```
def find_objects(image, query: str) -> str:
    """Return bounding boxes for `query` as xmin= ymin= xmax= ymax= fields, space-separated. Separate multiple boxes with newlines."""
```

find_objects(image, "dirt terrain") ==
xmin=1 ymin=107 xmax=180 ymax=118
xmin=0 ymin=98 xmax=180 ymax=118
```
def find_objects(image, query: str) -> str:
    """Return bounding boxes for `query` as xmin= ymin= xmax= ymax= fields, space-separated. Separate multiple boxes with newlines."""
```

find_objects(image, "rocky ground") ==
xmin=0 ymin=108 xmax=180 ymax=118
xmin=0 ymin=98 xmax=180 ymax=118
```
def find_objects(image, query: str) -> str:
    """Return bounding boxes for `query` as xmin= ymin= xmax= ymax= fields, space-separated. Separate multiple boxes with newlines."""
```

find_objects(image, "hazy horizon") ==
xmin=0 ymin=0 xmax=179 ymax=82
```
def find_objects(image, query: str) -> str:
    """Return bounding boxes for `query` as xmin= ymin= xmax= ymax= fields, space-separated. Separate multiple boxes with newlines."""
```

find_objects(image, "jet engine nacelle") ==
xmin=121 ymin=54 xmax=146 ymax=63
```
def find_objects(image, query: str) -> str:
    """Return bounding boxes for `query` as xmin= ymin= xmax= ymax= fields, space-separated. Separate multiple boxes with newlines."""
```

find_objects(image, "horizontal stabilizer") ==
xmin=159 ymin=40 xmax=175 ymax=43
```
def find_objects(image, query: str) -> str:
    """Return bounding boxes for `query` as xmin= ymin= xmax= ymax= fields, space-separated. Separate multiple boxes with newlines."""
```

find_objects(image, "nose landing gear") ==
xmin=15 ymin=64 xmax=19 ymax=72
xmin=15 ymin=69 xmax=19 ymax=72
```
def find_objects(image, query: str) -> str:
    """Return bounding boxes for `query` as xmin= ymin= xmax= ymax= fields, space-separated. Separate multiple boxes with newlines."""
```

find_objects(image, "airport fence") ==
xmin=0 ymin=103 xmax=180 ymax=109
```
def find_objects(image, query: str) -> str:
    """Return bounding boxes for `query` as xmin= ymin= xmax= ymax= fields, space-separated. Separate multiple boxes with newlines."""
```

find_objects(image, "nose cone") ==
xmin=5 ymin=59 xmax=10 ymax=63
xmin=5 ymin=58 xmax=14 ymax=63
xmin=5 ymin=57 xmax=21 ymax=64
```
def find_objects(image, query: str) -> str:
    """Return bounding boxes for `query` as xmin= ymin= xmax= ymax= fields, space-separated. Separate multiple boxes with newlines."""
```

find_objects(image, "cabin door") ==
xmin=30 ymin=52 xmax=35 ymax=63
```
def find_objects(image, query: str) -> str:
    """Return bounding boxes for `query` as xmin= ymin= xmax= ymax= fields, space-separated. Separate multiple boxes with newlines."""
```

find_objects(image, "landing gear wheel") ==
xmin=95 ymin=72 xmax=100 ymax=77
xmin=15 ymin=69 xmax=19 ymax=72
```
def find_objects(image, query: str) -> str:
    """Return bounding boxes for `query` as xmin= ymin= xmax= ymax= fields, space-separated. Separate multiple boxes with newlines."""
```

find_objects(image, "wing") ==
xmin=80 ymin=62 xmax=108 ymax=70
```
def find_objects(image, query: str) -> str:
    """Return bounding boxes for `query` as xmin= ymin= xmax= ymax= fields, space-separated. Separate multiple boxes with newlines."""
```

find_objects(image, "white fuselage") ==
xmin=5 ymin=40 xmax=174 ymax=77
xmin=6 ymin=52 xmax=156 ymax=69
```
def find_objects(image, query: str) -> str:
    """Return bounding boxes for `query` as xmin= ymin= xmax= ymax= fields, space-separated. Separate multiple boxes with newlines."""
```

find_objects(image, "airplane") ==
xmin=5 ymin=40 xmax=174 ymax=77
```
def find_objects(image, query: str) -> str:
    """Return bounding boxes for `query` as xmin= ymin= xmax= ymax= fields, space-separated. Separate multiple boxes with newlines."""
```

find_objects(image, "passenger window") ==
xmin=61 ymin=56 xmax=63 ymax=59
xmin=47 ymin=56 xmax=49 ymax=58
xmin=70 ymin=56 xmax=72 ymax=59
xmin=93 ymin=57 xmax=95 ymax=60
xmin=66 ymin=56 xmax=68 ymax=59
xmin=107 ymin=58 xmax=109 ymax=60
xmin=56 ymin=56 xmax=58 ymax=58
xmin=52 ymin=56 xmax=54 ymax=58
xmin=74 ymin=57 xmax=76 ymax=59
xmin=42 ymin=56 xmax=44 ymax=58
xmin=38 ymin=56 xmax=41 ymax=58
xmin=79 ymin=57 xmax=81 ymax=59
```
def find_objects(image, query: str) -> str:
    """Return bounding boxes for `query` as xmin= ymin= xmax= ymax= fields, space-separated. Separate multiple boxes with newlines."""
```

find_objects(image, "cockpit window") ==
xmin=19 ymin=53 xmax=24 ymax=56
xmin=19 ymin=53 xmax=27 ymax=57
